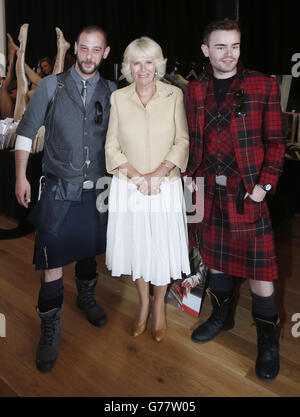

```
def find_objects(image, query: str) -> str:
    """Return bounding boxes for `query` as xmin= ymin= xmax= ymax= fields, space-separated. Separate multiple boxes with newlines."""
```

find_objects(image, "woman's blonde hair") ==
xmin=121 ymin=37 xmax=167 ymax=83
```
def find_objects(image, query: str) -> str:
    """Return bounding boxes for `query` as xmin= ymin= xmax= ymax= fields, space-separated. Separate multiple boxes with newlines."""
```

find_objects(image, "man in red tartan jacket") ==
xmin=185 ymin=19 xmax=285 ymax=382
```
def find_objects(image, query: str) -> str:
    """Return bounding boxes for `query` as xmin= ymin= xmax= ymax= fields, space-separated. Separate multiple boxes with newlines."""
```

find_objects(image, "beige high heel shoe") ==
xmin=132 ymin=320 xmax=148 ymax=338
xmin=151 ymin=320 xmax=167 ymax=343
xmin=132 ymin=305 xmax=151 ymax=338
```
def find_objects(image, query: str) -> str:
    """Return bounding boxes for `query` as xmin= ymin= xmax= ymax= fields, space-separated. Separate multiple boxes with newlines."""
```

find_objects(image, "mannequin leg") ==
xmin=0 ymin=33 xmax=18 ymax=118
xmin=53 ymin=27 xmax=70 ymax=75
xmin=13 ymin=24 xmax=29 ymax=123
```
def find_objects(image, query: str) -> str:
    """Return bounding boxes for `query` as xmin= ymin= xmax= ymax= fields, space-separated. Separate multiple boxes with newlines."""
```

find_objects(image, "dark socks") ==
xmin=210 ymin=273 xmax=234 ymax=302
xmin=38 ymin=277 xmax=64 ymax=313
xmin=251 ymin=292 xmax=278 ymax=323
xmin=75 ymin=257 xmax=97 ymax=281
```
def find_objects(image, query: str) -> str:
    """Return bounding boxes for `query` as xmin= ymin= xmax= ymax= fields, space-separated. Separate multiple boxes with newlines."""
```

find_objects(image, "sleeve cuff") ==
xmin=15 ymin=135 xmax=32 ymax=152
xmin=106 ymin=154 xmax=128 ymax=174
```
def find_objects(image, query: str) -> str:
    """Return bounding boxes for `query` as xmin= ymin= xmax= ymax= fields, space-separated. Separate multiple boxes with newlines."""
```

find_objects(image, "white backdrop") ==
xmin=0 ymin=0 xmax=6 ymax=77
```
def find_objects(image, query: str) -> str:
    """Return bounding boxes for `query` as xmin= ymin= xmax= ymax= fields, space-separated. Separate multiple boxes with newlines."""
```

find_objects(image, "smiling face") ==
xmin=74 ymin=31 xmax=110 ymax=79
xmin=201 ymin=29 xmax=241 ymax=79
xmin=130 ymin=55 xmax=156 ymax=87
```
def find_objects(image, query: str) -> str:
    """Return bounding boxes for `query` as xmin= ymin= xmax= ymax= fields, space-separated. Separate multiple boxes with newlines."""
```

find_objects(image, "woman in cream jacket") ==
xmin=105 ymin=37 xmax=190 ymax=342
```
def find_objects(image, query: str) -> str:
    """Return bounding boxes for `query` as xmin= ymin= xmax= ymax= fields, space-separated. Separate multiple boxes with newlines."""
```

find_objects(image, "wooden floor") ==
xmin=0 ymin=214 xmax=300 ymax=397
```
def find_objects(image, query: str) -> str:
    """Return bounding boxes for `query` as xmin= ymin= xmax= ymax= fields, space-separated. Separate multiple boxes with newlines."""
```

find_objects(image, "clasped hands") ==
xmin=132 ymin=173 xmax=163 ymax=195
xmin=119 ymin=161 xmax=173 ymax=195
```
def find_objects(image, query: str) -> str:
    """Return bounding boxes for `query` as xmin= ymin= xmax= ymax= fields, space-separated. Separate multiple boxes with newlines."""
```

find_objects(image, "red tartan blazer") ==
xmin=185 ymin=63 xmax=286 ymax=242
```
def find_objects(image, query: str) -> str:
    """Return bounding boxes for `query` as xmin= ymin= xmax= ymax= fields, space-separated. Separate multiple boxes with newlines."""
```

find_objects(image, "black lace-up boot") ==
xmin=191 ymin=288 xmax=235 ymax=344
xmin=36 ymin=306 xmax=62 ymax=372
xmin=254 ymin=316 xmax=280 ymax=382
xmin=75 ymin=274 xmax=107 ymax=327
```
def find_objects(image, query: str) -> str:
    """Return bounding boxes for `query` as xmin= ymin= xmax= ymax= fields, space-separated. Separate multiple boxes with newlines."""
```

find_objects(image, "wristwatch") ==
xmin=258 ymin=184 xmax=272 ymax=192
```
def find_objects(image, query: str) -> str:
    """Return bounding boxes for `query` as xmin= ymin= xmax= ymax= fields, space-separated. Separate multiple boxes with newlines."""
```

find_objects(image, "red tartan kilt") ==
xmin=197 ymin=185 xmax=278 ymax=281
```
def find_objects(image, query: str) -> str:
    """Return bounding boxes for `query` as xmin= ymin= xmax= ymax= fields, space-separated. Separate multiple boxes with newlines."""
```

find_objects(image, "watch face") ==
xmin=265 ymin=184 xmax=272 ymax=191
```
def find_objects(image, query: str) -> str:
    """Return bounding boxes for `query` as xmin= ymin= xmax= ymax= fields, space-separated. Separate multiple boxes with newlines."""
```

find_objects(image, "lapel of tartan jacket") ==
xmin=229 ymin=67 xmax=259 ymax=194
xmin=188 ymin=72 xmax=209 ymax=177
xmin=189 ymin=62 xmax=260 ymax=196
xmin=201 ymin=61 xmax=258 ymax=194
xmin=200 ymin=62 xmax=258 ymax=195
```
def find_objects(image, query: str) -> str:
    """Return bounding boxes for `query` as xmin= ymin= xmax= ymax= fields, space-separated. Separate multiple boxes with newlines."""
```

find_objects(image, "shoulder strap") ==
xmin=44 ymin=71 xmax=69 ymax=144
xmin=45 ymin=71 xmax=69 ymax=122
xmin=99 ymin=77 xmax=112 ymax=97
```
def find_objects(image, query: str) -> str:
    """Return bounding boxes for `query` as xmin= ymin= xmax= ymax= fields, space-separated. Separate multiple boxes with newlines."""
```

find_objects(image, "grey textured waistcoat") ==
xmin=43 ymin=72 xmax=111 ymax=184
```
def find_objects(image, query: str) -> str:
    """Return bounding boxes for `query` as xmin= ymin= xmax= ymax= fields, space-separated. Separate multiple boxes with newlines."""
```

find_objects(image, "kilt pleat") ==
xmin=199 ymin=184 xmax=278 ymax=281
xmin=33 ymin=188 xmax=106 ymax=270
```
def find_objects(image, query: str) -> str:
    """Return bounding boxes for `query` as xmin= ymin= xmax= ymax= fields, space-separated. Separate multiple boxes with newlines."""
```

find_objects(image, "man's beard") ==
xmin=77 ymin=58 xmax=101 ymax=75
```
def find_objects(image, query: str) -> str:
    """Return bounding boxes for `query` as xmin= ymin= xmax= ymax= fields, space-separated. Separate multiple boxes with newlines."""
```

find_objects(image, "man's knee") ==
xmin=44 ymin=268 xmax=63 ymax=283
xmin=249 ymin=280 xmax=274 ymax=297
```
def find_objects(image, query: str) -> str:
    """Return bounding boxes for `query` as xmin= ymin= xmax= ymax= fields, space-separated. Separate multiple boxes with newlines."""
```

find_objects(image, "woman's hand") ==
xmin=145 ymin=173 xmax=162 ymax=195
xmin=134 ymin=172 xmax=163 ymax=195
xmin=119 ymin=163 xmax=150 ymax=194
xmin=131 ymin=175 xmax=147 ymax=194
xmin=144 ymin=161 xmax=175 ymax=195
xmin=120 ymin=161 xmax=175 ymax=196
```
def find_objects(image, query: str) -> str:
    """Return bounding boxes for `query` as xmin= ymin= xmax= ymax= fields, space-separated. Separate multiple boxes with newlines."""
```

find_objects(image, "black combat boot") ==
xmin=254 ymin=316 xmax=280 ymax=382
xmin=75 ymin=274 xmax=107 ymax=327
xmin=191 ymin=288 xmax=234 ymax=344
xmin=36 ymin=306 xmax=62 ymax=372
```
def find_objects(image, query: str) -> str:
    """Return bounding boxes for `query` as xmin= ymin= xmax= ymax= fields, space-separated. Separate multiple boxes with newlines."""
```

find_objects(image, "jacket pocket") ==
xmin=227 ymin=193 xmax=270 ymax=239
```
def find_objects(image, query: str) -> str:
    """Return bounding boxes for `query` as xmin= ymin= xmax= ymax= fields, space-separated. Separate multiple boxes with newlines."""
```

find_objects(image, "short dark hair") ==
xmin=203 ymin=19 xmax=241 ymax=45
xmin=77 ymin=25 xmax=108 ymax=46
xmin=39 ymin=57 xmax=54 ymax=67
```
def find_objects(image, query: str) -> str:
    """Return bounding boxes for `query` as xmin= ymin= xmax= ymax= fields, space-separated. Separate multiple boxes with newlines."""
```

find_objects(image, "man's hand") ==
xmin=15 ymin=149 xmax=31 ymax=207
xmin=15 ymin=177 xmax=31 ymax=208
xmin=244 ymin=185 xmax=267 ymax=203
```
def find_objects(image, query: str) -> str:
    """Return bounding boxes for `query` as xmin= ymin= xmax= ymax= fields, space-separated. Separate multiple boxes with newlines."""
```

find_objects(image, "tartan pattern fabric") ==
xmin=198 ymin=185 xmax=278 ymax=281
xmin=186 ymin=63 xmax=285 ymax=194
xmin=202 ymin=77 xmax=240 ymax=177
xmin=185 ymin=63 xmax=285 ymax=280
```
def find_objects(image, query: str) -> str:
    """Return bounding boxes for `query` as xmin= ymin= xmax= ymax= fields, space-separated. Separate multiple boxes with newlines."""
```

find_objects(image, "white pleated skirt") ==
xmin=106 ymin=176 xmax=191 ymax=286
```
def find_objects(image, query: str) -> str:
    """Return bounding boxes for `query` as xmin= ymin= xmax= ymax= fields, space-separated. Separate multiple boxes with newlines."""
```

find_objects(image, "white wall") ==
xmin=0 ymin=0 xmax=6 ymax=77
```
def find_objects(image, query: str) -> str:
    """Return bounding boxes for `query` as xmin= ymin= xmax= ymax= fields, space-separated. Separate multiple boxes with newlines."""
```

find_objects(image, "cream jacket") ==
xmin=105 ymin=80 xmax=189 ymax=182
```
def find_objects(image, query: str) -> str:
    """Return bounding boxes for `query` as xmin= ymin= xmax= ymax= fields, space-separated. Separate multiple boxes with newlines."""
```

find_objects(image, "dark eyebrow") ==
xmin=214 ymin=42 xmax=240 ymax=47
xmin=79 ymin=44 xmax=103 ymax=50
